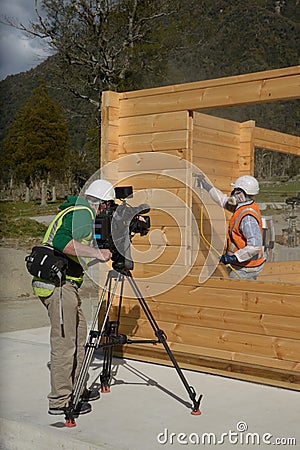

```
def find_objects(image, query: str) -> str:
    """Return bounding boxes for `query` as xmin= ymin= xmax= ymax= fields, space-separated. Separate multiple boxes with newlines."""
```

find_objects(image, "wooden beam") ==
xmin=254 ymin=127 xmax=300 ymax=155
xmin=119 ymin=66 xmax=300 ymax=117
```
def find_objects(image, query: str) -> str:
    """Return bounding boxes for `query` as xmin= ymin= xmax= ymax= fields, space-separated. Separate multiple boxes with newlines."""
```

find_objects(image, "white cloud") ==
xmin=0 ymin=0 xmax=50 ymax=80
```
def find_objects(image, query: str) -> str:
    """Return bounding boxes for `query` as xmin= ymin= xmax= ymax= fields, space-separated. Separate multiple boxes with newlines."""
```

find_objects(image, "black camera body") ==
xmin=93 ymin=186 xmax=150 ymax=274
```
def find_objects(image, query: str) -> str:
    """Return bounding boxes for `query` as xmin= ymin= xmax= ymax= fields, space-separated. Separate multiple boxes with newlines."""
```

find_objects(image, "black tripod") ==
xmin=64 ymin=269 xmax=203 ymax=427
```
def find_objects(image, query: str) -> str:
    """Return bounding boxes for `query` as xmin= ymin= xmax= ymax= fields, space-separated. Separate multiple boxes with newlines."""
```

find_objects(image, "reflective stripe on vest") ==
xmin=42 ymin=205 xmax=95 ymax=284
xmin=43 ymin=206 xmax=94 ymax=245
xmin=227 ymin=203 xmax=265 ymax=268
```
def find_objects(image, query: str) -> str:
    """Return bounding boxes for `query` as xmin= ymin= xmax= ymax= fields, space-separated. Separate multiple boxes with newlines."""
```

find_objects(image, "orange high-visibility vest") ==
xmin=227 ymin=202 xmax=265 ymax=268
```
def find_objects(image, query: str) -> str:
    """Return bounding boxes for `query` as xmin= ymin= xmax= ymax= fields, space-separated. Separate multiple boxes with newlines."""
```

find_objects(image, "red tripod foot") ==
xmin=191 ymin=409 xmax=201 ymax=416
xmin=101 ymin=385 xmax=111 ymax=393
xmin=65 ymin=418 xmax=76 ymax=427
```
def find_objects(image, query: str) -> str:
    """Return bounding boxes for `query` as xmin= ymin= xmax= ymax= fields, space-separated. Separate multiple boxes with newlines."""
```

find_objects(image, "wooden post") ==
xmin=239 ymin=120 xmax=255 ymax=175
xmin=100 ymin=91 xmax=121 ymax=167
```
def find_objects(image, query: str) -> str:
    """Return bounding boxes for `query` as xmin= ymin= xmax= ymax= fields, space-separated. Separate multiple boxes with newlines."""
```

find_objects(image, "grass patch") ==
xmin=0 ymin=200 xmax=60 ymax=240
xmin=256 ymin=178 xmax=300 ymax=203
xmin=0 ymin=200 xmax=60 ymax=218
xmin=1 ymin=217 xmax=48 ymax=239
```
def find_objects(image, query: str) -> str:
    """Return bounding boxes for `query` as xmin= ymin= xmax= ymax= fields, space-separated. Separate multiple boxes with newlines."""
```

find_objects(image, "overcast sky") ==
xmin=0 ymin=0 xmax=50 ymax=81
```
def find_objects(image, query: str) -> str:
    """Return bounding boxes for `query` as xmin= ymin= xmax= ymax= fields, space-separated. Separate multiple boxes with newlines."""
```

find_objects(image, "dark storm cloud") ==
xmin=0 ymin=0 xmax=50 ymax=80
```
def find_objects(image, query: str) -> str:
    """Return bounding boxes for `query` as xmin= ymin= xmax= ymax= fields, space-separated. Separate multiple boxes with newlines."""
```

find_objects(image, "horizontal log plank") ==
xmin=254 ymin=127 xmax=300 ymax=155
xmin=114 ymin=318 xmax=300 ymax=361
xmin=116 ymin=173 xmax=188 ymax=189
xmin=120 ymin=131 xmax=188 ymax=153
xmin=117 ymin=152 xmax=190 ymax=172
xmin=119 ymin=111 xmax=188 ymax=136
xmin=192 ymin=142 xmax=240 ymax=163
xmin=130 ymin=266 xmax=300 ymax=294
xmin=193 ymin=112 xmax=241 ymax=132
xmin=111 ymin=329 xmax=300 ymax=374
xmin=119 ymin=66 xmax=300 ymax=100
xmin=116 ymin=277 xmax=300 ymax=316
xmin=116 ymin=300 xmax=300 ymax=339
xmin=193 ymin=126 xmax=240 ymax=148
xmin=119 ymin=73 xmax=300 ymax=117
xmin=115 ymin=346 xmax=300 ymax=389
xmin=192 ymin=156 xmax=240 ymax=177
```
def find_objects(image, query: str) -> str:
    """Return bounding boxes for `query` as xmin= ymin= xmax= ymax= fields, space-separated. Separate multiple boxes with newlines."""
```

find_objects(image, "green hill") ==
xmin=1 ymin=0 xmax=299 ymax=187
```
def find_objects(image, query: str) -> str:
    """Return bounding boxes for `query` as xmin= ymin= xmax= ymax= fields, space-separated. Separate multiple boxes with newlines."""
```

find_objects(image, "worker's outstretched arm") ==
xmin=196 ymin=174 xmax=233 ymax=210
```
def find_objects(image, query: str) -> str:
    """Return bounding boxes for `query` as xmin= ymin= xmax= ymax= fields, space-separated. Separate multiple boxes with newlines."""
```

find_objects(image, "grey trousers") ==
xmin=40 ymin=282 xmax=87 ymax=408
xmin=229 ymin=263 xmax=265 ymax=280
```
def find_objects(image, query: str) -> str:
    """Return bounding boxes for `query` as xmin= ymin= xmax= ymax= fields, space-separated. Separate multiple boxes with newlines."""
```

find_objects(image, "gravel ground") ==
xmin=0 ymin=247 xmax=100 ymax=332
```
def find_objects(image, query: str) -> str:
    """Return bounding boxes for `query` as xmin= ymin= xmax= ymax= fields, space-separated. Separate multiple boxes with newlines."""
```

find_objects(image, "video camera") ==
xmin=93 ymin=186 xmax=150 ymax=274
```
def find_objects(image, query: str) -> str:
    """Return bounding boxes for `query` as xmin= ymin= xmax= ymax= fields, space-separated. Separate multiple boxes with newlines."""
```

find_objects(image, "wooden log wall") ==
xmin=100 ymin=66 xmax=300 ymax=390
xmin=108 ymin=273 xmax=300 ymax=389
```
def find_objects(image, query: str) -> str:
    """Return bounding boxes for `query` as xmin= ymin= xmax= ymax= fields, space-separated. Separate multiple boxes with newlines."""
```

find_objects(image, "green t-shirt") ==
xmin=52 ymin=196 xmax=95 ymax=251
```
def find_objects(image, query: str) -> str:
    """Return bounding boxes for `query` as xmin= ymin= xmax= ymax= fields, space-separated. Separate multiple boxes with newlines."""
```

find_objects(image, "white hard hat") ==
xmin=84 ymin=180 xmax=115 ymax=201
xmin=231 ymin=175 xmax=259 ymax=195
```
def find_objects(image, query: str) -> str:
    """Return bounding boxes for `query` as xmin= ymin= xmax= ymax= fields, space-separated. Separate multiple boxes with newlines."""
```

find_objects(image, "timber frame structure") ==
xmin=99 ymin=66 xmax=300 ymax=390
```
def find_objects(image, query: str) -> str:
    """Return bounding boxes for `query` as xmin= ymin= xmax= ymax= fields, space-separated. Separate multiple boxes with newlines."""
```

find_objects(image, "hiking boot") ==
xmin=48 ymin=402 xmax=92 ymax=416
xmin=81 ymin=388 xmax=100 ymax=402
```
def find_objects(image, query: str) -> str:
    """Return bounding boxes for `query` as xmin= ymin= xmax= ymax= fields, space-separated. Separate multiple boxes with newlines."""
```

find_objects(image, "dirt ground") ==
xmin=0 ymin=246 xmax=100 ymax=332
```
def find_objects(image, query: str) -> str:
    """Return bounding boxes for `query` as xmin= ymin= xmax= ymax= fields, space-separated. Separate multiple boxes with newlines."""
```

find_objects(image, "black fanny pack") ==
xmin=25 ymin=245 xmax=68 ymax=287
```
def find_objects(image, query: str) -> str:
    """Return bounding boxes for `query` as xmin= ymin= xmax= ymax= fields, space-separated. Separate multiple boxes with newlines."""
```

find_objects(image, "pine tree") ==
xmin=3 ymin=80 xmax=70 ymax=204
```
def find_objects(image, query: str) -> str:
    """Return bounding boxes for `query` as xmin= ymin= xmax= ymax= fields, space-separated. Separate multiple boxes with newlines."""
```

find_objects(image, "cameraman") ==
xmin=33 ymin=180 xmax=114 ymax=416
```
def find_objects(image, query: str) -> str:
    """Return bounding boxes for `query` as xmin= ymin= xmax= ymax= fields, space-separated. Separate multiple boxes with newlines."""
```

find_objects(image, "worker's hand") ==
xmin=195 ymin=173 xmax=212 ymax=192
xmin=95 ymin=249 xmax=112 ymax=262
xmin=220 ymin=254 xmax=238 ymax=265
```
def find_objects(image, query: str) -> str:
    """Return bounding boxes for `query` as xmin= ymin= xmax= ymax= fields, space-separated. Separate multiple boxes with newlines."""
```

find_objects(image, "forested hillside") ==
xmin=0 ymin=0 xmax=299 ymax=195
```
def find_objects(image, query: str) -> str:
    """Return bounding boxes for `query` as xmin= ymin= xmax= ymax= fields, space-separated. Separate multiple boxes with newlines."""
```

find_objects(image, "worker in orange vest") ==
xmin=198 ymin=174 xmax=265 ymax=280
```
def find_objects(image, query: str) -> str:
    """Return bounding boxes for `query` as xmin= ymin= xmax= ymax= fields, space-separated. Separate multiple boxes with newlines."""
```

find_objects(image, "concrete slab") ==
xmin=1 ymin=327 xmax=299 ymax=450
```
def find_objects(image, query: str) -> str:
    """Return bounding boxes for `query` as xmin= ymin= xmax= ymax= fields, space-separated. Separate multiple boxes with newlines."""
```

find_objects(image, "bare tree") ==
xmin=9 ymin=0 xmax=179 ymax=107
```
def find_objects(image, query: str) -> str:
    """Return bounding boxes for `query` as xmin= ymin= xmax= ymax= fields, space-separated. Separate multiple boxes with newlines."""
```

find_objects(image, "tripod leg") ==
xmin=64 ymin=271 xmax=122 ymax=426
xmin=100 ymin=321 xmax=116 ymax=393
xmin=100 ymin=275 xmax=125 ymax=393
xmin=126 ymin=276 xmax=203 ymax=415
